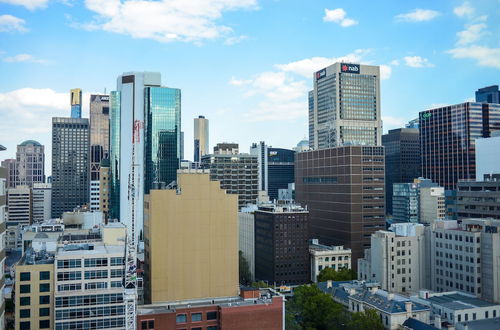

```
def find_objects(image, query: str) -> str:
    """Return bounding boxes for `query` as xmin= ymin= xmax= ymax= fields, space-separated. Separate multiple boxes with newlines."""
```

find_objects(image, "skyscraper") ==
xmin=476 ymin=85 xmax=500 ymax=103
xmin=70 ymin=88 xmax=82 ymax=118
xmin=193 ymin=115 xmax=209 ymax=162
xmin=309 ymin=63 xmax=382 ymax=150
xmin=109 ymin=72 xmax=180 ymax=238
xmin=1 ymin=158 xmax=17 ymax=188
xmin=382 ymin=128 xmax=420 ymax=215
xmin=89 ymin=94 xmax=110 ymax=211
xmin=420 ymin=102 xmax=500 ymax=190
xmin=51 ymin=117 xmax=89 ymax=218
xmin=0 ymin=145 xmax=6 ymax=328
xmin=15 ymin=140 xmax=45 ymax=188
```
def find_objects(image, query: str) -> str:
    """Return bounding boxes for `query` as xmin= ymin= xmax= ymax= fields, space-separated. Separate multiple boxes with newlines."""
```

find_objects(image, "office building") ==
xmin=239 ymin=206 xmax=256 ymax=281
xmin=294 ymin=138 xmax=309 ymax=152
xmin=455 ymin=174 xmax=500 ymax=220
xmin=109 ymin=72 xmax=181 ymax=236
xmin=309 ymin=63 xmax=382 ymax=150
xmin=201 ymin=143 xmax=258 ymax=209
xmin=32 ymin=183 xmax=51 ymax=223
xmin=476 ymin=85 xmax=500 ymax=103
xmin=51 ymin=117 xmax=90 ymax=218
xmin=295 ymin=146 xmax=386 ymax=265
xmin=70 ymin=88 xmax=82 ymax=118
xmin=358 ymin=223 xmax=427 ymax=294
xmin=15 ymin=248 xmax=54 ymax=330
xmin=309 ymin=239 xmax=351 ymax=283
xmin=1 ymin=158 xmax=17 ymax=188
xmin=476 ymin=132 xmax=500 ymax=179
xmin=137 ymin=287 xmax=284 ymax=330
xmin=320 ymin=281 xmax=431 ymax=329
xmin=0 ymin=145 xmax=7 ymax=329
xmin=7 ymin=185 xmax=32 ymax=227
xmin=180 ymin=131 xmax=184 ymax=160
xmin=254 ymin=203 xmax=310 ymax=285
xmin=89 ymin=94 xmax=110 ymax=212
xmin=382 ymin=128 xmax=420 ymax=215
xmin=144 ymin=170 xmax=238 ymax=303
xmin=53 ymin=223 xmax=127 ymax=329
xmin=420 ymin=102 xmax=500 ymax=190
xmin=411 ymin=291 xmax=500 ymax=327
xmin=250 ymin=142 xmax=295 ymax=200
xmin=193 ymin=115 xmax=209 ymax=162
xmin=99 ymin=159 xmax=110 ymax=220
xmin=15 ymin=140 xmax=45 ymax=188
xmin=392 ymin=178 xmax=444 ymax=224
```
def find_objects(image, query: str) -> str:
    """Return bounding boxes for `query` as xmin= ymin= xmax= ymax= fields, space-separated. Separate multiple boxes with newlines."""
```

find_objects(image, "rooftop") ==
xmin=19 ymin=248 xmax=54 ymax=266
xmin=424 ymin=293 xmax=497 ymax=310
xmin=456 ymin=317 xmax=500 ymax=330
xmin=57 ymin=241 xmax=124 ymax=257
xmin=19 ymin=140 xmax=42 ymax=147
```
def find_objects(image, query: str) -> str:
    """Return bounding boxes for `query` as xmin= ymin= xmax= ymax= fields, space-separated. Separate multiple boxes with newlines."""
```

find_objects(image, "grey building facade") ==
xmin=455 ymin=174 xmax=500 ymax=220
xmin=51 ymin=117 xmax=90 ymax=218
xmin=382 ymin=128 xmax=420 ymax=215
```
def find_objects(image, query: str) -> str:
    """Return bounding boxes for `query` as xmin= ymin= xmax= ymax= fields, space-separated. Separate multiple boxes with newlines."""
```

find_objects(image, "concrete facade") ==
xmin=309 ymin=239 xmax=351 ymax=282
xmin=193 ymin=115 xmax=209 ymax=162
xmin=238 ymin=210 xmax=255 ymax=281
xmin=144 ymin=170 xmax=238 ymax=303
xmin=32 ymin=183 xmax=51 ymax=223
xmin=455 ymin=174 xmax=500 ymax=220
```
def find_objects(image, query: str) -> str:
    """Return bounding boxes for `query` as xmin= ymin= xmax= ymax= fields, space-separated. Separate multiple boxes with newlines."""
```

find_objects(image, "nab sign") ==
xmin=316 ymin=68 xmax=326 ymax=80
xmin=340 ymin=63 xmax=360 ymax=74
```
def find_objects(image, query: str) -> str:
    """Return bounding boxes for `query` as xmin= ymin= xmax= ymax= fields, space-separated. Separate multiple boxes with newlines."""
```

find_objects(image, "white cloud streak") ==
xmin=395 ymin=9 xmax=440 ymax=22
xmin=0 ymin=0 xmax=48 ymax=10
xmin=454 ymin=2 xmax=475 ymax=17
xmin=403 ymin=56 xmax=434 ymax=68
xmin=456 ymin=23 xmax=487 ymax=45
xmin=0 ymin=14 xmax=28 ymax=33
xmin=82 ymin=0 xmax=258 ymax=44
xmin=4 ymin=53 xmax=48 ymax=64
xmin=447 ymin=46 xmax=500 ymax=68
xmin=323 ymin=8 xmax=358 ymax=27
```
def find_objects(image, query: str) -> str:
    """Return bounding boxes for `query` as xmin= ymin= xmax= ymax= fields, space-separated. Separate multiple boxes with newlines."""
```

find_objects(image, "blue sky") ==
xmin=0 ymin=0 xmax=499 ymax=172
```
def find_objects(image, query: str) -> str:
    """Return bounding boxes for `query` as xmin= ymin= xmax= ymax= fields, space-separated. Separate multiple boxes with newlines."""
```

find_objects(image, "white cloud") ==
xmin=229 ymin=77 xmax=251 ymax=86
xmin=275 ymin=49 xmax=370 ymax=78
xmin=224 ymin=35 xmax=247 ymax=45
xmin=4 ymin=53 xmax=48 ymax=64
xmin=395 ymin=9 xmax=440 ymax=22
xmin=379 ymin=65 xmax=392 ymax=80
xmin=447 ymin=46 xmax=500 ymax=68
xmin=403 ymin=56 xmax=434 ymax=68
xmin=0 ymin=0 xmax=48 ymax=10
xmin=0 ymin=14 xmax=28 ymax=33
xmin=323 ymin=8 xmax=358 ymax=27
xmin=456 ymin=23 xmax=487 ymax=45
xmin=454 ymin=2 xmax=475 ymax=17
xmin=82 ymin=0 xmax=258 ymax=43
xmin=382 ymin=116 xmax=408 ymax=130
xmin=390 ymin=59 xmax=400 ymax=66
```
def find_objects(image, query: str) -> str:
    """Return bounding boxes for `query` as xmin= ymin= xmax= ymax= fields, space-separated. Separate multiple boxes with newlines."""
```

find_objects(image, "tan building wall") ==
xmin=15 ymin=263 xmax=54 ymax=330
xmin=144 ymin=171 xmax=238 ymax=303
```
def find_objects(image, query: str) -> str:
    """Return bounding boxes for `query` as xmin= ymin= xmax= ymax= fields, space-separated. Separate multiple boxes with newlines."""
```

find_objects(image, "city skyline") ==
xmin=1 ymin=0 xmax=499 ymax=173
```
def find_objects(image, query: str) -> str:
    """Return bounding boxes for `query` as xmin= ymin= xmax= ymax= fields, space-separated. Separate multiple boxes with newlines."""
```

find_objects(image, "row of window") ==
xmin=20 ymin=271 xmax=50 ymax=281
xmin=56 ymin=305 xmax=125 ymax=320
xmin=57 ymin=257 xmax=124 ymax=269
xmin=20 ymin=307 xmax=50 ymax=318
xmin=20 ymin=295 xmax=50 ymax=306
xmin=20 ymin=320 xmax=50 ymax=330
xmin=19 ymin=283 xmax=50 ymax=294
xmin=55 ymin=293 xmax=123 ymax=307
xmin=176 ymin=311 xmax=218 ymax=324
xmin=55 ymin=317 xmax=124 ymax=330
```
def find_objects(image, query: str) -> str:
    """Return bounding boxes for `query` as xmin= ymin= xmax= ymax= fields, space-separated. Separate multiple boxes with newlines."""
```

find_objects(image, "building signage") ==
xmin=316 ymin=69 xmax=327 ymax=80
xmin=422 ymin=112 xmax=432 ymax=119
xmin=340 ymin=63 xmax=360 ymax=74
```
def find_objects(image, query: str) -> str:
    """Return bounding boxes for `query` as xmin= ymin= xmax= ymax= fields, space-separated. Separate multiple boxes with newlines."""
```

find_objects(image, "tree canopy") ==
xmin=317 ymin=267 xmax=357 ymax=282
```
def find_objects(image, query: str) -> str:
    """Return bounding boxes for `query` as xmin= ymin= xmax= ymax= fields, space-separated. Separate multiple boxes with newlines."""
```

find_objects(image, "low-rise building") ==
xmin=32 ymin=183 xmax=51 ymax=223
xmin=358 ymin=223 xmax=427 ymax=295
xmin=411 ymin=291 xmax=500 ymax=326
xmin=309 ymin=239 xmax=351 ymax=282
xmin=455 ymin=174 xmax=500 ymax=220
xmin=137 ymin=287 xmax=284 ymax=330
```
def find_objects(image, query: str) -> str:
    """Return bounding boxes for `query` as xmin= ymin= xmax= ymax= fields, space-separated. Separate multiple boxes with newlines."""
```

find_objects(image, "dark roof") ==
xmin=350 ymin=291 xmax=429 ymax=314
xmin=402 ymin=318 xmax=439 ymax=330
xmin=0 ymin=144 xmax=5 ymax=151
xmin=426 ymin=293 xmax=496 ymax=310
xmin=19 ymin=140 xmax=42 ymax=147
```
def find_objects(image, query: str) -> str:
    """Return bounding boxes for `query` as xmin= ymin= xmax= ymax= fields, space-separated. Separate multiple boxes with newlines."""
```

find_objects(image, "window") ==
xmin=40 ymin=308 xmax=50 ymax=317
xmin=20 ymin=297 xmax=30 ymax=306
xmin=85 ymin=258 xmax=108 ymax=267
xmin=207 ymin=327 xmax=218 ymax=330
xmin=57 ymin=271 xmax=81 ymax=281
xmin=192 ymin=312 xmax=202 ymax=322
xmin=58 ymin=283 xmax=81 ymax=291
xmin=40 ymin=283 xmax=50 ymax=292
xmin=40 ymin=295 xmax=50 ymax=305
xmin=20 ymin=272 xmax=30 ymax=281
xmin=176 ymin=314 xmax=187 ymax=323
xmin=111 ymin=269 xmax=124 ymax=278
xmin=20 ymin=309 xmax=30 ymax=318
xmin=20 ymin=284 xmax=30 ymax=293
xmin=111 ymin=281 xmax=122 ymax=288
xmin=84 ymin=270 xmax=108 ymax=280
xmin=57 ymin=259 xmax=81 ymax=269
xmin=110 ymin=257 xmax=124 ymax=266
xmin=85 ymin=282 xmax=107 ymax=290
xmin=141 ymin=320 xmax=155 ymax=329
xmin=207 ymin=311 xmax=218 ymax=320
xmin=39 ymin=320 xmax=50 ymax=329
xmin=20 ymin=322 xmax=30 ymax=330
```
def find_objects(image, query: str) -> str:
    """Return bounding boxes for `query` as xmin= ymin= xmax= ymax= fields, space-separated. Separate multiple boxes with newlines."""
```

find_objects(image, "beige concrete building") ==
xmin=193 ymin=115 xmax=209 ymax=162
xmin=99 ymin=159 xmax=110 ymax=219
xmin=15 ymin=250 xmax=54 ymax=330
xmin=144 ymin=169 xmax=238 ymax=303
xmin=419 ymin=186 xmax=445 ymax=224
xmin=309 ymin=239 xmax=351 ymax=282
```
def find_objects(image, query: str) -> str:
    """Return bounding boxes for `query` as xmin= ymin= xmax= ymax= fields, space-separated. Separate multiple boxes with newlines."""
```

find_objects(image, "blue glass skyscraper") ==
xmin=70 ymin=88 xmax=82 ymax=118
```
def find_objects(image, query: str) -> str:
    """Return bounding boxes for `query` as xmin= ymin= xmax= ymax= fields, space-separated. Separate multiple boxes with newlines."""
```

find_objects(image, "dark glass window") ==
xmin=192 ymin=312 xmax=202 ymax=322
xmin=20 ymin=272 xmax=30 ymax=281
xmin=39 ymin=283 xmax=50 ymax=292
xmin=39 ymin=295 xmax=50 ymax=305
xmin=20 ymin=284 xmax=30 ymax=293
xmin=19 ymin=309 xmax=30 ymax=318
xmin=39 ymin=319 xmax=50 ymax=329
xmin=40 ymin=308 xmax=50 ymax=317
xmin=20 ymin=321 xmax=30 ymax=330
xmin=176 ymin=314 xmax=187 ymax=323
xmin=20 ymin=297 xmax=30 ymax=306
xmin=207 ymin=311 xmax=218 ymax=320
xmin=40 ymin=271 xmax=50 ymax=280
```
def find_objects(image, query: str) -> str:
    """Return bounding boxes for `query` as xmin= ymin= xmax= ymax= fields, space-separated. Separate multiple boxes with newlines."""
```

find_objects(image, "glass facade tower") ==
xmin=144 ymin=87 xmax=181 ymax=192
xmin=70 ymin=88 xmax=82 ymax=118
xmin=109 ymin=91 xmax=121 ymax=220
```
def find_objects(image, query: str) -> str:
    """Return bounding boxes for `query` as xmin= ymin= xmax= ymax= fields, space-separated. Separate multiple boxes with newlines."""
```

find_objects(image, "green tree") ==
xmin=348 ymin=309 xmax=384 ymax=330
xmin=317 ymin=267 xmax=357 ymax=282
xmin=238 ymin=251 xmax=252 ymax=285
xmin=251 ymin=280 xmax=270 ymax=288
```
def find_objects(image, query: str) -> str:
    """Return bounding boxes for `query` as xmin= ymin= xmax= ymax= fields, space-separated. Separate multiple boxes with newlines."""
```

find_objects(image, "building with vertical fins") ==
xmin=70 ymin=88 xmax=82 ymax=118
xmin=89 ymin=94 xmax=110 ymax=212
xmin=109 ymin=72 xmax=181 ymax=239
xmin=420 ymin=102 xmax=500 ymax=190
xmin=309 ymin=63 xmax=382 ymax=149
xmin=15 ymin=140 xmax=45 ymax=188
xmin=51 ymin=117 xmax=89 ymax=218
xmin=193 ymin=115 xmax=209 ymax=162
